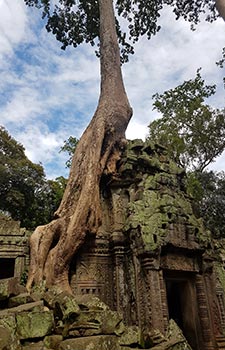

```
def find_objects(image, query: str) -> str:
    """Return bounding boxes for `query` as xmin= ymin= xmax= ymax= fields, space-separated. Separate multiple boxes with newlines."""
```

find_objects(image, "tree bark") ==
xmin=216 ymin=0 xmax=225 ymax=20
xmin=26 ymin=0 xmax=132 ymax=293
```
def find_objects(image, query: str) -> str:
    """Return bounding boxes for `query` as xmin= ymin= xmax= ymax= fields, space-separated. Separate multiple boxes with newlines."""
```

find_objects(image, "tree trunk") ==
xmin=26 ymin=0 xmax=132 ymax=293
xmin=216 ymin=0 xmax=225 ymax=20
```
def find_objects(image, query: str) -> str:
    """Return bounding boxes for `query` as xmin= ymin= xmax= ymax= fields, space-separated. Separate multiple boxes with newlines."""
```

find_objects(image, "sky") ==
xmin=0 ymin=0 xmax=225 ymax=179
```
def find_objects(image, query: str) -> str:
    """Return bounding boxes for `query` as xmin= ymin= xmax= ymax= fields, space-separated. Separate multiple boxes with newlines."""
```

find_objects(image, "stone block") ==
xmin=59 ymin=335 xmax=120 ymax=350
xmin=75 ymin=295 xmax=109 ymax=311
xmin=0 ymin=301 xmax=45 ymax=317
xmin=43 ymin=290 xmax=80 ymax=321
xmin=0 ymin=325 xmax=11 ymax=349
xmin=0 ymin=277 xmax=25 ymax=301
xmin=16 ymin=310 xmax=54 ymax=339
xmin=21 ymin=341 xmax=51 ymax=350
xmin=44 ymin=334 xmax=63 ymax=349
xmin=67 ymin=308 xmax=124 ymax=337
xmin=118 ymin=326 xmax=142 ymax=346
xmin=0 ymin=315 xmax=21 ymax=350
xmin=9 ymin=293 xmax=35 ymax=308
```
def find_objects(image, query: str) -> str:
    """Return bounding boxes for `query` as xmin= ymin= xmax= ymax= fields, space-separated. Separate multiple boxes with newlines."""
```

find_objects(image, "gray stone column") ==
xmin=141 ymin=257 xmax=165 ymax=333
xmin=195 ymin=274 xmax=216 ymax=350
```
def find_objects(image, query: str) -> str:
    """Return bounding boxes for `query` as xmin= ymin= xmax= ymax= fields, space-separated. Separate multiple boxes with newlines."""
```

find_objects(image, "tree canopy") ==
xmin=59 ymin=136 xmax=79 ymax=168
xmin=0 ymin=127 xmax=67 ymax=229
xmin=0 ymin=126 xmax=46 ymax=228
xmin=187 ymin=170 xmax=225 ymax=239
xmin=147 ymin=71 xmax=225 ymax=239
xmin=25 ymin=0 xmax=218 ymax=63
xmin=148 ymin=70 xmax=225 ymax=172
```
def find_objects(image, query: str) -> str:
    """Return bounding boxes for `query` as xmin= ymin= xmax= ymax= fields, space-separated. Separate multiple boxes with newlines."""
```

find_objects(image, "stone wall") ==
xmin=69 ymin=140 xmax=225 ymax=350
xmin=0 ymin=214 xmax=29 ymax=280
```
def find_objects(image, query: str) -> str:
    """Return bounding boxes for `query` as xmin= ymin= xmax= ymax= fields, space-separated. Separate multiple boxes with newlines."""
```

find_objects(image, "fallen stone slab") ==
xmin=0 ymin=324 xmax=11 ymax=349
xmin=43 ymin=290 xmax=80 ymax=321
xmin=0 ymin=317 xmax=21 ymax=350
xmin=44 ymin=334 xmax=63 ymax=349
xmin=21 ymin=340 xmax=53 ymax=350
xmin=59 ymin=335 xmax=120 ymax=350
xmin=9 ymin=293 xmax=35 ymax=308
xmin=16 ymin=309 xmax=54 ymax=340
xmin=74 ymin=295 xmax=110 ymax=311
xmin=0 ymin=278 xmax=26 ymax=301
xmin=0 ymin=300 xmax=45 ymax=317
xmin=118 ymin=326 xmax=142 ymax=347
xmin=67 ymin=308 xmax=124 ymax=337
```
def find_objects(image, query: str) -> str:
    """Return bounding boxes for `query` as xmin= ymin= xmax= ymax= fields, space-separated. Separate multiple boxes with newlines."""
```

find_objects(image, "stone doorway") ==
xmin=165 ymin=272 xmax=201 ymax=350
xmin=0 ymin=258 xmax=15 ymax=279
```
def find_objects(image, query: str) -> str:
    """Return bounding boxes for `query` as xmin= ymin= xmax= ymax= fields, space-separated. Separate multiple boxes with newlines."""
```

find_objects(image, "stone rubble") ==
xmin=0 ymin=277 xmax=192 ymax=350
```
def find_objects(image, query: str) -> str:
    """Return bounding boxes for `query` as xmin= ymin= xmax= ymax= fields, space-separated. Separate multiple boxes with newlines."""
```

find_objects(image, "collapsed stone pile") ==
xmin=0 ymin=277 xmax=191 ymax=350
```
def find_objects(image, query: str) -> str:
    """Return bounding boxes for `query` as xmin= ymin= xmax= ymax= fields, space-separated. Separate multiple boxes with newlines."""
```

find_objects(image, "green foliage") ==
xmin=24 ymin=0 xmax=218 ymax=63
xmin=20 ymin=270 xmax=28 ymax=286
xmin=59 ymin=136 xmax=79 ymax=168
xmin=46 ymin=176 xmax=67 ymax=213
xmin=187 ymin=171 xmax=225 ymax=238
xmin=216 ymin=46 xmax=225 ymax=87
xmin=0 ymin=127 xmax=67 ymax=229
xmin=148 ymin=70 xmax=225 ymax=172
xmin=0 ymin=126 xmax=46 ymax=228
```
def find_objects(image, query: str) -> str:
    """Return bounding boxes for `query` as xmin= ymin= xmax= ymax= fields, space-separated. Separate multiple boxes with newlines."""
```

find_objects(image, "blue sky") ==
xmin=0 ymin=0 xmax=225 ymax=179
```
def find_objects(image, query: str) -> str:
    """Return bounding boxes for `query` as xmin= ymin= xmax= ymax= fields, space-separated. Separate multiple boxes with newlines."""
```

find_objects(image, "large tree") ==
xmin=0 ymin=126 xmax=67 ymax=229
xmin=148 ymin=70 xmax=225 ymax=172
xmin=24 ymin=0 xmax=221 ymax=293
xmin=0 ymin=126 xmax=46 ymax=229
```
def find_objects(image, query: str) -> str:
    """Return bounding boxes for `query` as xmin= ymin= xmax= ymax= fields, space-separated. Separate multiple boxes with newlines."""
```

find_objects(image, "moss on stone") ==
xmin=16 ymin=310 xmax=54 ymax=340
xmin=123 ymin=140 xmax=211 ymax=253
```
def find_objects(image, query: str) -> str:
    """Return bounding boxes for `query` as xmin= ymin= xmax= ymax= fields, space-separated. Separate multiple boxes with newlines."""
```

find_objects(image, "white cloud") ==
xmin=0 ymin=0 xmax=28 ymax=57
xmin=123 ymin=7 xmax=225 ymax=135
xmin=0 ymin=1 xmax=224 ymax=178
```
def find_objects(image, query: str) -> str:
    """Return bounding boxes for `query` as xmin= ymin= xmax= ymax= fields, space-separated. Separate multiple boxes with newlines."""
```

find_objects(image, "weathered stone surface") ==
xmin=0 ymin=278 xmax=26 ymax=301
xmin=118 ymin=326 xmax=142 ymax=346
xmin=0 ymin=314 xmax=21 ymax=350
xmin=166 ymin=320 xmax=192 ymax=350
xmin=67 ymin=307 xmax=124 ymax=337
xmin=0 ymin=325 xmax=11 ymax=349
xmin=21 ymin=341 xmax=51 ymax=350
xmin=43 ymin=290 xmax=80 ymax=321
xmin=44 ymin=334 xmax=63 ymax=349
xmin=16 ymin=310 xmax=54 ymax=339
xmin=0 ymin=215 xmax=21 ymax=235
xmin=0 ymin=313 xmax=16 ymax=332
xmin=8 ymin=293 xmax=35 ymax=308
xmin=59 ymin=335 xmax=120 ymax=350
xmin=75 ymin=295 xmax=110 ymax=312
xmin=0 ymin=140 xmax=222 ymax=350
xmin=0 ymin=301 xmax=45 ymax=317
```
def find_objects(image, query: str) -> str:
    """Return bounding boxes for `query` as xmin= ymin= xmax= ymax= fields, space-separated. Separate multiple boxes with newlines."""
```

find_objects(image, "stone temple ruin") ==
xmin=70 ymin=140 xmax=225 ymax=350
xmin=0 ymin=215 xmax=29 ymax=281
xmin=1 ymin=140 xmax=225 ymax=350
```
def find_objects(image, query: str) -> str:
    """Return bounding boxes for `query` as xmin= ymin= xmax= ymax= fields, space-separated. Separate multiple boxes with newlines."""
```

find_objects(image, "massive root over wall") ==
xmin=26 ymin=0 xmax=132 ymax=293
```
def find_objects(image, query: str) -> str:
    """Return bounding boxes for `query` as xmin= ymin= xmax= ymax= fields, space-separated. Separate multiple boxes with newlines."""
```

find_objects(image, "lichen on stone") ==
xmin=121 ymin=140 xmax=211 ymax=253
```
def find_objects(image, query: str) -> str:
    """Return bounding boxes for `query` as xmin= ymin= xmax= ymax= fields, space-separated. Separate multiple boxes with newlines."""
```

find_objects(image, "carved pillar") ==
xmin=112 ymin=232 xmax=129 ymax=321
xmin=203 ymin=269 xmax=225 ymax=341
xmin=141 ymin=257 xmax=165 ymax=333
xmin=159 ymin=270 xmax=169 ymax=334
xmin=195 ymin=274 xmax=215 ymax=350
xmin=216 ymin=285 xmax=225 ymax=334
xmin=14 ymin=256 xmax=25 ymax=278
xmin=133 ymin=254 xmax=143 ymax=328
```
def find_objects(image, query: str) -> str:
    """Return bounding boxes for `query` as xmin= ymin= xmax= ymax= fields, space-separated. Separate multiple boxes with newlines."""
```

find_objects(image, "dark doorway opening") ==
xmin=166 ymin=279 xmax=184 ymax=330
xmin=0 ymin=258 xmax=15 ymax=279
xmin=165 ymin=274 xmax=200 ymax=350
